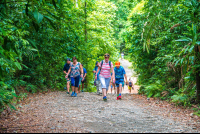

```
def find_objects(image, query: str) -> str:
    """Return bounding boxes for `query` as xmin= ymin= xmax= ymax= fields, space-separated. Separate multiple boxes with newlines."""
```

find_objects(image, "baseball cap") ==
xmin=115 ymin=61 xmax=120 ymax=66
xmin=67 ymin=58 xmax=71 ymax=61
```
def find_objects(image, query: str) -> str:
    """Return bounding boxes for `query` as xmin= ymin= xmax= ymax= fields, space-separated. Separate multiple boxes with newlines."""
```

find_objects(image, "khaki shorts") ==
xmin=66 ymin=77 xmax=71 ymax=82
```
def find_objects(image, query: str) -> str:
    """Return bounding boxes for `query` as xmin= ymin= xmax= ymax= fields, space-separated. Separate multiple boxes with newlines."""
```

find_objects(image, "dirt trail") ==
xmin=0 ymin=59 xmax=200 ymax=133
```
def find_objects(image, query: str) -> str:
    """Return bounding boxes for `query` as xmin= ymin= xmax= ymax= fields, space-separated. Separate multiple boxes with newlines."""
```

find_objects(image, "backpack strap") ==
xmin=109 ymin=61 xmax=111 ymax=68
xmin=101 ymin=60 xmax=104 ymax=68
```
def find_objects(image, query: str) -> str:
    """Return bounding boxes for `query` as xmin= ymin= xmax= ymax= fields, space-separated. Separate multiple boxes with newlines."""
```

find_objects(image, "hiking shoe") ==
xmin=71 ymin=92 xmax=75 ymax=97
xmin=67 ymin=92 xmax=70 ymax=94
xmin=81 ymin=90 xmax=84 ymax=92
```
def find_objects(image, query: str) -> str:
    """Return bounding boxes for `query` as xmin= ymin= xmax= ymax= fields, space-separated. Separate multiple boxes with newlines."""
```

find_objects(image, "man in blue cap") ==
xmin=63 ymin=58 xmax=71 ymax=94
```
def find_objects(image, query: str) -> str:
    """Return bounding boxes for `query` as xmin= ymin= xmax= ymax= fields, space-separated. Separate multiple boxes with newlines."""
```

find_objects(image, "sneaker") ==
xmin=81 ymin=90 xmax=84 ymax=92
xmin=103 ymin=96 xmax=107 ymax=101
xmin=71 ymin=92 xmax=75 ymax=97
xmin=118 ymin=96 xmax=122 ymax=100
xmin=67 ymin=92 xmax=70 ymax=94
xmin=116 ymin=96 xmax=119 ymax=100
xmin=74 ymin=93 xmax=77 ymax=97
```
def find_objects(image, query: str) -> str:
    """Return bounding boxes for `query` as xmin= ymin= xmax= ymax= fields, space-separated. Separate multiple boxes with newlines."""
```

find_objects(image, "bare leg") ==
xmin=75 ymin=87 xmax=78 ymax=94
xmin=117 ymin=84 xmax=122 ymax=95
xmin=72 ymin=86 xmax=75 ymax=93
xmin=82 ymin=83 xmax=84 ymax=91
xmin=78 ymin=85 xmax=80 ymax=93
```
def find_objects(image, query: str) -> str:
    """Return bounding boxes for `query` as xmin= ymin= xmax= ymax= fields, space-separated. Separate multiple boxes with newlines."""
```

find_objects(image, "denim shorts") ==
xmin=99 ymin=76 xmax=111 ymax=91
xmin=71 ymin=75 xmax=80 ymax=87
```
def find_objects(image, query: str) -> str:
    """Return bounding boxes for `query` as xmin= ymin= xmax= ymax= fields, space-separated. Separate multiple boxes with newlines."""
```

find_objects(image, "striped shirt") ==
xmin=99 ymin=60 xmax=113 ymax=78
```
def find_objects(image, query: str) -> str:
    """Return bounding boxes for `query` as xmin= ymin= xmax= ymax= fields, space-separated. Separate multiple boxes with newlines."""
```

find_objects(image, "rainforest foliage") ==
xmin=0 ymin=0 xmax=200 ymax=112
xmin=121 ymin=0 xmax=200 ymax=106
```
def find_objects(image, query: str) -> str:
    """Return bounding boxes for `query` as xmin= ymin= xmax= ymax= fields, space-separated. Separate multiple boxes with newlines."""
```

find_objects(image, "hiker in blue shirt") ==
xmin=114 ymin=61 xmax=128 ymax=100
xmin=63 ymin=58 xmax=71 ymax=94
xmin=93 ymin=61 xmax=102 ymax=95
xmin=78 ymin=64 xmax=87 ymax=93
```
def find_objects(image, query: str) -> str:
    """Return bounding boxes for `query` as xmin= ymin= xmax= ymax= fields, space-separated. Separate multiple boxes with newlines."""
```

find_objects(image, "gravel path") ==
xmin=1 ymin=59 xmax=200 ymax=133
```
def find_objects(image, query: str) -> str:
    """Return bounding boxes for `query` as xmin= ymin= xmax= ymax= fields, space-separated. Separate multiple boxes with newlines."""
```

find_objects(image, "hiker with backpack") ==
xmin=65 ymin=56 xmax=83 ymax=97
xmin=128 ymin=78 xmax=134 ymax=94
xmin=114 ymin=61 xmax=128 ymax=100
xmin=63 ymin=58 xmax=71 ymax=94
xmin=78 ymin=64 xmax=87 ymax=93
xmin=95 ymin=53 xmax=115 ymax=101
xmin=93 ymin=61 xmax=102 ymax=95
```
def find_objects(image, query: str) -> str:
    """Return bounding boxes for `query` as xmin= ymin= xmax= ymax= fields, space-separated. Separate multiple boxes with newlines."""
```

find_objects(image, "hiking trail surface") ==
xmin=0 ymin=59 xmax=200 ymax=133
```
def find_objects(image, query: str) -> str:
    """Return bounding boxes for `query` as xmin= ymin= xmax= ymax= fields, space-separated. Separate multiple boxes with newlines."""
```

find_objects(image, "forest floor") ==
xmin=0 ymin=59 xmax=200 ymax=133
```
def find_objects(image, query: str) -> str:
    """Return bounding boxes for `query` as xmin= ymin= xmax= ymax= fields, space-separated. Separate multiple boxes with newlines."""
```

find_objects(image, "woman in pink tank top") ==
xmin=95 ymin=53 xmax=115 ymax=101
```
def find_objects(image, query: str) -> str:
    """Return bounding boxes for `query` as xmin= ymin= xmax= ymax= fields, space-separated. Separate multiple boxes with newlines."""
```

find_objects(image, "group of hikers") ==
xmin=63 ymin=53 xmax=134 ymax=101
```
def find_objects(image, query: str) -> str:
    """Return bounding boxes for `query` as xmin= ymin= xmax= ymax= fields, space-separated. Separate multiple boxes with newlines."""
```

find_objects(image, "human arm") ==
xmin=63 ymin=65 xmax=68 ymax=76
xmin=95 ymin=66 xmax=100 ymax=80
xmin=80 ymin=63 xmax=83 ymax=78
xmin=132 ymin=81 xmax=134 ymax=89
xmin=63 ymin=71 xmax=67 ymax=75
xmin=83 ymin=73 xmax=87 ymax=80
xmin=65 ymin=67 xmax=71 ymax=78
xmin=82 ymin=69 xmax=87 ymax=81
xmin=93 ymin=67 xmax=96 ymax=73
xmin=124 ymin=74 xmax=128 ymax=85
xmin=111 ymin=66 xmax=115 ymax=83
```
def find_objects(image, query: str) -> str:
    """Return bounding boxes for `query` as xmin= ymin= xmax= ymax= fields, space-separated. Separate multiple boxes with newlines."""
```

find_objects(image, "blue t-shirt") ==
xmin=63 ymin=63 xmax=71 ymax=78
xmin=93 ymin=66 xmax=100 ymax=80
xmin=83 ymin=68 xmax=87 ymax=77
xmin=114 ymin=66 xmax=126 ymax=79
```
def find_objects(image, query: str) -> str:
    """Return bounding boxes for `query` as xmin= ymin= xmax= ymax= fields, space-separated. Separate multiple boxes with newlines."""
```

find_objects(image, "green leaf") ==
xmin=44 ymin=16 xmax=57 ymax=29
xmin=8 ymin=104 xmax=17 ymax=111
xmin=175 ymin=38 xmax=192 ymax=42
xmin=189 ymin=46 xmax=194 ymax=53
xmin=33 ymin=10 xmax=43 ymax=23
xmin=11 ymin=93 xmax=18 ymax=98
xmin=14 ymin=62 xmax=22 ymax=70
xmin=21 ymin=64 xmax=28 ymax=69
xmin=196 ymin=41 xmax=200 ymax=45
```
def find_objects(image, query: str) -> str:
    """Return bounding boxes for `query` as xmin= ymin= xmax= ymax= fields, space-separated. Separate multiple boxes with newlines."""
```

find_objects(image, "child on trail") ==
xmin=114 ymin=61 xmax=128 ymax=100
xmin=128 ymin=78 xmax=134 ymax=94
